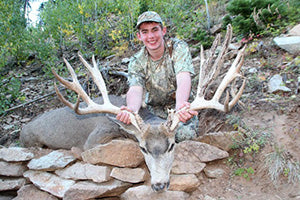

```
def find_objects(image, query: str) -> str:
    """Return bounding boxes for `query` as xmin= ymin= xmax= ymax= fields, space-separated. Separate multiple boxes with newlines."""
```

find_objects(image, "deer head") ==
xmin=52 ymin=24 xmax=246 ymax=192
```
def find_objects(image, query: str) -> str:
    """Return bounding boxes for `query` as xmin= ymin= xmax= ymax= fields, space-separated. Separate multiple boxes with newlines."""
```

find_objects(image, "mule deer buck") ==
xmin=22 ymin=25 xmax=246 ymax=192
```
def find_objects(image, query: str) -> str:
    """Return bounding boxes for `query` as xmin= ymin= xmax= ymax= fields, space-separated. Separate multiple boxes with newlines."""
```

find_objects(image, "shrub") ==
xmin=223 ymin=0 xmax=300 ymax=38
xmin=0 ymin=76 xmax=24 ymax=115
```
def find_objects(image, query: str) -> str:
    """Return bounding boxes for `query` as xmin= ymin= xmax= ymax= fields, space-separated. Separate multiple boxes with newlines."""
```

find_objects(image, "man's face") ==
xmin=137 ymin=22 xmax=167 ymax=52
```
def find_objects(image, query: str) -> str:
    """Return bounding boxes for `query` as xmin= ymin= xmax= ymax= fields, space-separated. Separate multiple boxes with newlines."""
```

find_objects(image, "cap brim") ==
xmin=136 ymin=20 xmax=162 ymax=29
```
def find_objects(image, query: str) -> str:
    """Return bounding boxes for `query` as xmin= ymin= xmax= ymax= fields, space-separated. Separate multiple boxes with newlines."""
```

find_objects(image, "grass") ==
xmin=265 ymin=146 xmax=300 ymax=184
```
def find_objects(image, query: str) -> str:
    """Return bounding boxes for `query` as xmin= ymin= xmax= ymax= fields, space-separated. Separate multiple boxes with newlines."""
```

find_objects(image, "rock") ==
xmin=199 ymin=131 xmax=239 ymax=151
xmin=288 ymin=24 xmax=300 ymax=36
xmin=204 ymin=167 xmax=225 ymax=178
xmin=70 ymin=147 xmax=83 ymax=160
xmin=23 ymin=170 xmax=75 ymax=198
xmin=55 ymin=162 xmax=111 ymax=183
xmin=175 ymin=141 xmax=229 ymax=163
xmin=273 ymin=36 xmax=300 ymax=55
xmin=0 ymin=178 xmax=26 ymax=191
xmin=0 ymin=195 xmax=15 ymax=200
xmin=63 ymin=180 xmax=132 ymax=200
xmin=0 ymin=147 xmax=34 ymax=162
xmin=27 ymin=150 xmax=76 ymax=171
xmin=204 ymin=195 xmax=217 ymax=200
xmin=3 ymin=125 xmax=13 ymax=130
xmin=121 ymin=57 xmax=131 ymax=63
xmin=110 ymin=167 xmax=147 ymax=183
xmin=82 ymin=140 xmax=144 ymax=167
xmin=20 ymin=118 xmax=31 ymax=123
xmin=169 ymin=174 xmax=200 ymax=192
xmin=13 ymin=184 xmax=59 ymax=200
xmin=268 ymin=74 xmax=291 ymax=93
xmin=248 ymin=68 xmax=258 ymax=74
xmin=120 ymin=185 xmax=190 ymax=200
xmin=171 ymin=159 xmax=206 ymax=174
xmin=228 ymin=42 xmax=242 ymax=50
xmin=0 ymin=161 xmax=27 ymax=177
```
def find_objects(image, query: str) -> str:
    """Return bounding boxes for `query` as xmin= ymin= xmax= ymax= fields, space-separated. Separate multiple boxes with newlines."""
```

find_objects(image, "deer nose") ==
xmin=151 ymin=181 xmax=170 ymax=192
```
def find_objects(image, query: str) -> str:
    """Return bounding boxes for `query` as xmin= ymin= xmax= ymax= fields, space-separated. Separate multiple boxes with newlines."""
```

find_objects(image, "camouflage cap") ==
xmin=136 ymin=11 xmax=163 ymax=29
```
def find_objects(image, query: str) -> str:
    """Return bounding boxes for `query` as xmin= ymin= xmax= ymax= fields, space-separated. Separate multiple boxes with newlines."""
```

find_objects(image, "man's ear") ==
xmin=162 ymin=26 xmax=167 ymax=36
xmin=136 ymin=31 xmax=142 ymax=41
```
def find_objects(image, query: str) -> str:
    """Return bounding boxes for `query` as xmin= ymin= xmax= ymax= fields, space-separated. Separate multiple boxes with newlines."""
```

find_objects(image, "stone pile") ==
xmin=0 ymin=136 xmax=230 ymax=200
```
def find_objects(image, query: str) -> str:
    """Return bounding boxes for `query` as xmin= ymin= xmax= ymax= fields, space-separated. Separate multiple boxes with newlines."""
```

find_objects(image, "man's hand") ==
xmin=116 ymin=106 xmax=133 ymax=124
xmin=177 ymin=102 xmax=198 ymax=123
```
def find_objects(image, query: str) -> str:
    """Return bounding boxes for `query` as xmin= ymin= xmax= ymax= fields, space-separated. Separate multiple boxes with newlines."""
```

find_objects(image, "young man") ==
xmin=116 ymin=11 xmax=198 ymax=142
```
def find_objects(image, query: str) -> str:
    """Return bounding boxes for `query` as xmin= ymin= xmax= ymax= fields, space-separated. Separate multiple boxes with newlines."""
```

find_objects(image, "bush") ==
xmin=0 ymin=0 xmax=29 ymax=71
xmin=0 ymin=76 xmax=24 ymax=115
xmin=223 ymin=0 xmax=300 ymax=38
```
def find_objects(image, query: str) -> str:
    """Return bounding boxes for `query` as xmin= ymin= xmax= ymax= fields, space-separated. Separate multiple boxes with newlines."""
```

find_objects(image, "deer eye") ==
xmin=140 ymin=146 xmax=148 ymax=154
xmin=168 ymin=143 xmax=175 ymax=152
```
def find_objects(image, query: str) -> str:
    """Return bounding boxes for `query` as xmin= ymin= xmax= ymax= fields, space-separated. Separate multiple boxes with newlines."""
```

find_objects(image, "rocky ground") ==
xmin=0 ymin=36 xmax=299 ymax=199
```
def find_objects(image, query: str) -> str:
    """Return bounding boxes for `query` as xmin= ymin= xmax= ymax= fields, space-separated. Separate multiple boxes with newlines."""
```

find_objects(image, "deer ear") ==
xmin=159 ymin=123 xmax=175 ymax=138
xmin=107 ymin=116 xmax=142 ymax=140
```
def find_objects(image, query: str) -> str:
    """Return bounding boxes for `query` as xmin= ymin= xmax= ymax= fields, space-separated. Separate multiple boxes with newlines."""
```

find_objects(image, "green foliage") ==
xmin=234 ymin=167 xmax=255 ymax=180
xmin=226 ymin=114 xmax=270 ymax=155
xmin=0 ymin=76 xmax=24 ymax=115
xmin=223 ymin=0 xmax=300 ymax=38
xmin=0 ymin=0 xmax=28 ymax=70
xmin=192 ymin=29 xmax=214 ymax=49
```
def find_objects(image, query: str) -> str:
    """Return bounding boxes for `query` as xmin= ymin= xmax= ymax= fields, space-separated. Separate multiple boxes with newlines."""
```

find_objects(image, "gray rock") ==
xmin=27 ymin=150 xmax=76 ymax=171
xmin=0 ymin=161 xmax=27 ymax=177
xmin=23 ymin=170 xmax=75 ymax=198
xmin=110 ymin=167 xmax=147 ymax=183
xmin=0 ymin=147 xmax=34 ymax=162
xmin=199 ymin=131 xmax=239 ymax=151
xmin=175 ymin=141 xmax=229 ymax=163
xmin=13 ymin=184 xmax=58 ymax=200
xmin=268 ymin=74 xmax=291 ymax=93
xmin=273 ymin=36 xmax=300 ymax=55
xmin=63 ymin=180 xmax=131 ymax=200
xmin=120 ymin=185 xmax=189 ymax=200
xmin=55 ymin=162 xmax=111 ymax=183
xmin=204 ymin=167 xmax=225 ymax=178
xmin=287 ymin=24 xmax=300 ymax=36
xmin=0 ymin=178 xmax=26 ymax=191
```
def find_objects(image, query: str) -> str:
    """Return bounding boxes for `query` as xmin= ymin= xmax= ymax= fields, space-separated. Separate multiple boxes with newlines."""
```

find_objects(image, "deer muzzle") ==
xmin=151 ymin=181 xmax=170 ymax=192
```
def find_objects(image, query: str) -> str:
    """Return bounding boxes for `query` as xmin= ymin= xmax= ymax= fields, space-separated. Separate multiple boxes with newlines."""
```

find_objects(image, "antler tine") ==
xmin=196 ymin=24 xmax=232 ymax=98
xmin=213 ymin=45 xmax=246 ymax=102
xmin=78 ymin=53 xmax=111 ymax=105
xmin=52 ymin=81 xmax=80 ymax=110
xmin=53 ymin=55 xmax=143 ymax=132
xmin=169 ymin=25 xmax=246 ymax=131
xmin=210 ymin=24 xmax=232 ymax=80
xmin=52 ymin=58 xmax=93 ymax=113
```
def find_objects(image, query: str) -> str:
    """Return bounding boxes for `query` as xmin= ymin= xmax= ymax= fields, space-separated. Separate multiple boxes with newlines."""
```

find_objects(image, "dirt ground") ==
xmin=0 ymin=40 xmax=299 ymax=199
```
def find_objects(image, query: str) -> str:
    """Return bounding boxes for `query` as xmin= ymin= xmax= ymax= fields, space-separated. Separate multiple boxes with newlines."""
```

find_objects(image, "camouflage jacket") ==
xmin=128 ymin=38 xmax=194 ymax=118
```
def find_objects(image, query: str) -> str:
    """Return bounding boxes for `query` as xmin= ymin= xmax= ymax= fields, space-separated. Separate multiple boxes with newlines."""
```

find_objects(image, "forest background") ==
xmin=0 ymin=0 xmax=299 ymax=114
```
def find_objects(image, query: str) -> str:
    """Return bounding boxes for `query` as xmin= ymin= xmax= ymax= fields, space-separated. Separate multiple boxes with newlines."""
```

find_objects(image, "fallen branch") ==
xmin=3 ymin=87 xmax=66 ymax=114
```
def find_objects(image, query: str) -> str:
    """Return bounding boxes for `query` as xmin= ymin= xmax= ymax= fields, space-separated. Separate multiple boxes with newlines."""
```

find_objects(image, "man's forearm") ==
xmin=126 ymin=85 xmax=143 ymax=112
xmin=175 ymin=72 xmax=192 ymax=110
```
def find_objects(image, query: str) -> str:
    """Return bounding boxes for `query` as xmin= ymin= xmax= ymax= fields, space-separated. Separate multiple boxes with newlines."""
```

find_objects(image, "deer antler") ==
xmin=170 ymin=24 xmax=246 ymax=131
xmin=52 ymin=53 xmax=142 ymax=131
